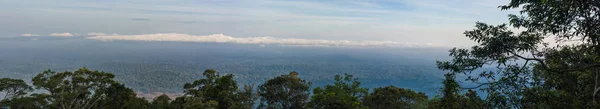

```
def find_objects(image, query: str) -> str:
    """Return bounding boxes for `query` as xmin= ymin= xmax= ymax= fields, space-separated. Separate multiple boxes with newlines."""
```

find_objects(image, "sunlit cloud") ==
xmin=2 ymin=0 xmax=514 ymax=47
xmin=49 ymin=33 xmax=74 ymax=37
xmin=86 ymin=33 xmax=438 ymax=48
xmin=86 ymin=32 xmax=108 ymax=36
xmin=21 ymin=33 xmax=40 ymax=37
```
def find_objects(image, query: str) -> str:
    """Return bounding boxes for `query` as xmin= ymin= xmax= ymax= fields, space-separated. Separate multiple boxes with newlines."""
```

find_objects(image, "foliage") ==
xmin=0 ymin=68 xmax=439 ymax=109
xmin=0 ymin=78 xmax=33 ymax=108
xmin=152 ymin=94 xmax=172 ymax=109
xmin=0 ymin=94 xmax=49 ymax=109
xmin=182 ymin=69 xmax=241 ymax=109
xmin=436 ymin=0 xmax=600 ymax=108
xmin=308 ymin=74 xmax=368 ymax=109
xmin=31 ymin=68 xmax=120 ymax=109
xmin=428 ymin=74 xmax=485 ymax=109
xmin=258 ymin=71 xmax=311 ymax=109
xmin=231 ymin=85 xmax=258 ymax=109
xmin=96 ymin=83 xmax=147 ymax=109
xmin=362 ymin=86 xmax=428 ymax=109
xmin=439 ymin=74 xmax=461 ymax=109
xmin=0 ymin=78 xmax=32 ymax=101
xmin=126 ymin=97 xmax=151 ymax=109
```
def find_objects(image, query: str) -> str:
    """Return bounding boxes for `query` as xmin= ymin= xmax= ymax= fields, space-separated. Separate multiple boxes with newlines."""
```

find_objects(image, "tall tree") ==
xmin=438 ymin=74 xmax=461 ymax=109
xmin=95 ymin=83 xmax=146 ymax=109
xmin=258 ymin=71 xmax=310 ymax=109
xmin=183 ymin=69 xmax=238 ymax=109
xmin=125 ymin=97 xmax=151 ymax=109
xmin=0 ymin=94 xmax=50 ymax=109
xmin=429 ymin=74 xmax=485 ymax=109
xmin=231 ymin=85 xmax=258 ymax=109
xmin=308 ymin=74 xmax=367 ymax=109
xmin=31 ymin=68 xmax=119 ymax=109
xmin=462 ymin=89 xmax=485 ymax=109
xmin=437 ymin=0 xmax=600 ymax=108
xmin=362 ymin=86 xmax=428 ymax=109
xmin=152 ymin=94 xmax=172 ymax=109
xmin=0 ymin=78 xmax=32 ymax=103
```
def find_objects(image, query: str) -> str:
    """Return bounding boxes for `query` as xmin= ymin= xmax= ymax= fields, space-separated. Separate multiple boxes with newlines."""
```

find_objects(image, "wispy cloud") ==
xmin=2 ymin=0 xmax=515 ymax=47
xmin=348 ymin=1 xmax=381 ymax=8
xmin=21 ymin=33 xmax=40 ymax=37
xmin=86 ymin=33 xmax=438 ymax=48
xmin=131 ymin=18 xmax=150 ymax=21
xmin=86 ymin=32 xmax=107 ymax=36
xmin=49 ymin=33 xmax=74 ymax=37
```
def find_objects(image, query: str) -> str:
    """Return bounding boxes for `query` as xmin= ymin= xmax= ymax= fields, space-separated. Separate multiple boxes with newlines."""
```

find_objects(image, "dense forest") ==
xmin=3 ymin=0 xmax=600 ymax=108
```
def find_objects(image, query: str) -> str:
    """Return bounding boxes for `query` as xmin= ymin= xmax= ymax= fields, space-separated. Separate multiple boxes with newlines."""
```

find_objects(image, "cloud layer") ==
xmin=21 ymin=34 xmax=40 ymax=37
xmin=49 ymin=33 xmax=74 ymax=37
xmin=86 ymin=33 xmax=437 ymax=48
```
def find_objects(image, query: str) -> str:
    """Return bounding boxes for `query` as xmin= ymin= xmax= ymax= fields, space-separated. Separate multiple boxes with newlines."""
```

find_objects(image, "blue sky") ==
xmin=0 ymin=0 xmax=515 ymax=47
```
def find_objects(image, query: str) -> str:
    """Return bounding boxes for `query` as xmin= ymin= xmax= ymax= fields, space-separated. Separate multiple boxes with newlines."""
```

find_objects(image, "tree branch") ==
xmin=509 ymin=51 xmax=600 ymax=73
xmin=460 ymin=83 xmax=492 ymax=89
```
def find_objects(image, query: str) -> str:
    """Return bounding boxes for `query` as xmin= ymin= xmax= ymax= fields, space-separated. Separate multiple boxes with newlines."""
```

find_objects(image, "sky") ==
xmin=0 ymin=0 xmax=517 ymax=47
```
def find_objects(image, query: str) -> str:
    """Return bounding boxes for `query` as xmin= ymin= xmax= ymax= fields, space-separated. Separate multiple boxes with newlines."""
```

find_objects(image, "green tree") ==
xmin=183 ymin=69 xmax=239 ymax=109
xmin=95 ymin=83 xmax=147 ymax=109
xmin=258 ymin=71 xmax=310 ymax=109
xmin=125 ymin=97 xmax=151 ymax=109
xmin=462 ymin=89 xmax=485 ymax=109
xmin=183 ymin=97 xmax=218 ymax=109
xmin=152 ymin=94 xmax=172 ymax=109
xmin=31 ymin=68 xmax=122 ymax=109
xmin=1 ymin=94 xmax=50 ymax=109
xmin=0 ymin=78 xmax=33 ymax=106
xmin=427 ymin=95 xmax=441 ymax=109
xmin=308 ymin=74 xmax=368 ymax=109
xmin=362 ymin=86 xmax=428 ymax=109
xmin=168 ymin=96 xmax=218 ymax=109
xmin=440 ymin=74 xmax=462 ymax=109
xmin=429 ymin=74 xmax=485 ymax=109
xmin=519 ymin=46 xmax=600 ymax=108
xmin=431 ymin=74 xmax=461 ymax=109
xmin=231 ymin=85 xmax=258 ymax=109
xmin=437 ymin=0 xmax=600 ymax=108
xmin=170 ymin=97 xmax=186 ymax=109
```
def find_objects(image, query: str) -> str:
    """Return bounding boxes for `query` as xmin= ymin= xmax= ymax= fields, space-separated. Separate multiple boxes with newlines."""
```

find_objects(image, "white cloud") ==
xmin=87 ymin=32 xmax=107 ymax=36
xmin=49 ymin=33 xmax=74 ymax=37
xmin=21 ymin=34 xmax=40 ymax=37
xmin=86 ymin=33 xmax=438 ymax=48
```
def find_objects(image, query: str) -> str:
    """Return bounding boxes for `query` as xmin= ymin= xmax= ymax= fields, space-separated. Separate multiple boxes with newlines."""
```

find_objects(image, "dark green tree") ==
xmin=438 ymin=74 xmax=461 ymax=109
xmin=95 ymin=83 xmax=147 ymax=109
xmin=31 ymin=68 xmax=126 ymax=109
xmin=429 ymin=74 xmax=485 ymax=109
xmin=0 ymin=94 xmax=50 ymax=109
xmin=169 ymin=97 xmax=186 ymax=109
xmin=125 ymin=97 xmax=151 ymax=109
xmin=258 ymin=71 xmax=310 ymax=109
xmin=183 ymin=97 xmax=218 ymax=109
xmin=437 ymin=0 xmax=600 ymax=108
xmin=152 ymin=94 xmax=172 ymax=109
xmin=362 ymin=86 xmax=428 ymax=109
xmin=462 ymin=89 xmax=485 ymax=109
xmin=182 ymin=69 xmax=239 ymax=109
xmin=308 ymin=74 xmax=367 ymax=109
xmin=231 ymin=85 xmax=258 ymax=109
xmin=0 ymin=78 xmax=32 ymax=101
xmin=169 ymin=96 xmax=218 ymax=109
